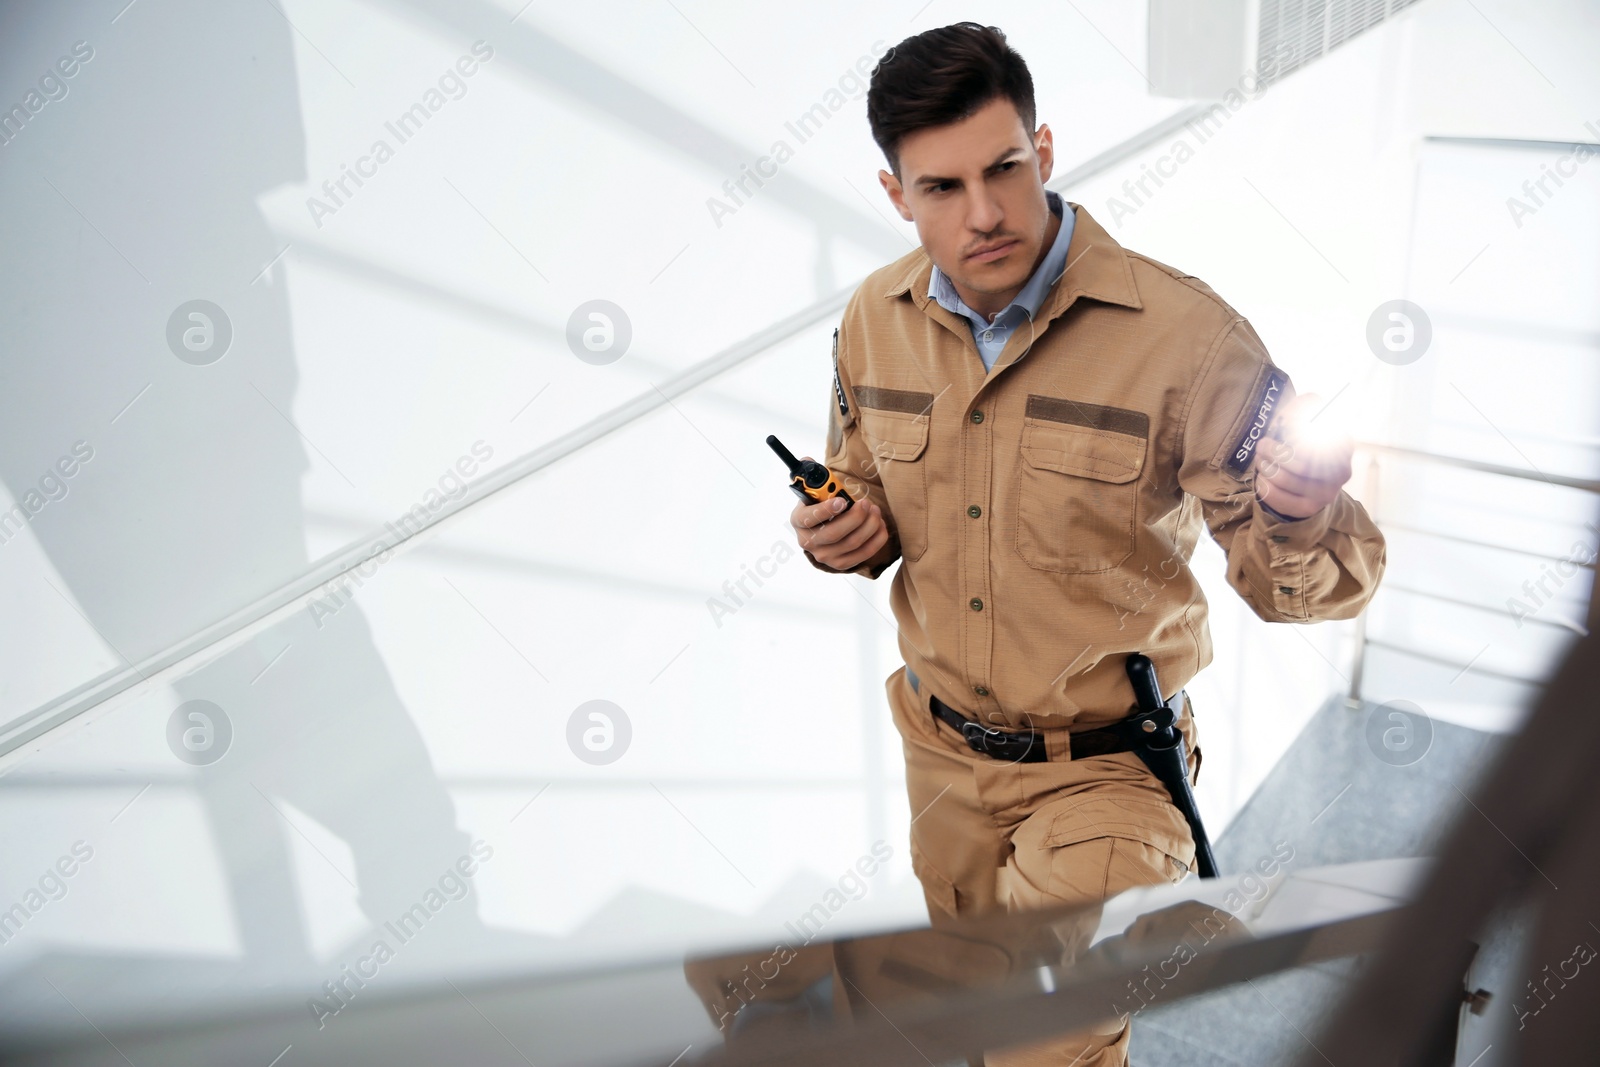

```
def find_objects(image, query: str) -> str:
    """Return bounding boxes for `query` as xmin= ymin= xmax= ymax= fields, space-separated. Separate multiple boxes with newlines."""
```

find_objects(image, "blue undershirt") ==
xmin=927 ymin=189 xmax=1075 ymax=373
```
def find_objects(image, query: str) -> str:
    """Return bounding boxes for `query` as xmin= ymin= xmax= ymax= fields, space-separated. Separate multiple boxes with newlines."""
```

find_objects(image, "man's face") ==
xmin=879 ymin=95 xmax=1055 ymax=315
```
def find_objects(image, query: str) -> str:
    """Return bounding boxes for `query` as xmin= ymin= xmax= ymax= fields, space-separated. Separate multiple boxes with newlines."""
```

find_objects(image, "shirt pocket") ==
xmin=1014 ymin=407 xmax=1148 ymax=574
xmin=858 ymin=408 xmax=930 ymax=562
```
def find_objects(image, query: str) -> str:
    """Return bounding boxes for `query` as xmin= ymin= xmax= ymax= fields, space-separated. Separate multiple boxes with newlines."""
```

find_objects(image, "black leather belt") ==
xmin=929 ymin=695 xmax=1047 ymax=762
xmin=929 ymin=691 xmax=1186 ymax=763
xmin=912 ymin=658 xmax=1217 ymax=877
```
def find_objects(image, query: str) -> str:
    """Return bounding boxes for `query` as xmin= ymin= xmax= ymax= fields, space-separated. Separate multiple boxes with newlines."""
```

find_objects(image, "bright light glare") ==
xmin=1275 ymin=397 xmax=1353 ymax=455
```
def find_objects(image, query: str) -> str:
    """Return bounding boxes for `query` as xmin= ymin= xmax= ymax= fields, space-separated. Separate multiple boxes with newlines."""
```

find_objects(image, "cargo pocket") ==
xmin=1003 ymin=793 xmax=1195 ymax=911
xmin=858 ymin=408 xmax=930 ymax=562
xmin=1014 ymin=408 xmax=1147 ymax=574
xmin=1041 ymin=795 xmax=1196 ymax=891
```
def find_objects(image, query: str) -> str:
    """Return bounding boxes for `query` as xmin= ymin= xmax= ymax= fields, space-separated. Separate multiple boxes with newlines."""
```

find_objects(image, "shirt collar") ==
xmin=926 ymin=189 xmax=1074 ymax=325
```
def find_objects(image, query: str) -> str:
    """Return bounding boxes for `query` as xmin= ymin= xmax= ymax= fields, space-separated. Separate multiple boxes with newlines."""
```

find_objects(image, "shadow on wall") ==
xmin=0 ymin=0 xmax=476 ymax=969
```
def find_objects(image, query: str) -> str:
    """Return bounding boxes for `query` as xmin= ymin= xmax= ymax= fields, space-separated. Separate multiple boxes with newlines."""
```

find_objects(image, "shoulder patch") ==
xmin=831 ymin=327 xmax=849 ymax=418
xmin=1225 ymin=366 xmax=1289 ymax=476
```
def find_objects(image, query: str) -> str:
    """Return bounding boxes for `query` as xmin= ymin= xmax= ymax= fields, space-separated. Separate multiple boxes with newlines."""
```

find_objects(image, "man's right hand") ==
xmin=789 ymin=456 xmax=889 ymax=571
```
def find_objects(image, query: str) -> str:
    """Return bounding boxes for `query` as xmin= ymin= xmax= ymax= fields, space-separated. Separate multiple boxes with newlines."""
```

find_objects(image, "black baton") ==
xmin=1118 ymin=653 xmax=1219 ymax=879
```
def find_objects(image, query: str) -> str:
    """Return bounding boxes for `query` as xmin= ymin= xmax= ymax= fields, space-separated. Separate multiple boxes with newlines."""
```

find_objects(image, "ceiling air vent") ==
xmin=1257 ymin=0 xmax=1425 ymax=88
xmin=1148 ymin=0 xmax=1427 ymax=99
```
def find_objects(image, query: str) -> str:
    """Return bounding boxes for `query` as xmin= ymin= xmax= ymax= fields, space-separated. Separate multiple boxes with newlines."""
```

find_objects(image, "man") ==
xmin=788 ymin=22 xmax=1386 ymax=1066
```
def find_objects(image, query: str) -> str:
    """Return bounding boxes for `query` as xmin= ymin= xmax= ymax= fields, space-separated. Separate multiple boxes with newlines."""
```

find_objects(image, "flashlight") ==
xmin=1269 ymin=393 xmax=1353 ymax=454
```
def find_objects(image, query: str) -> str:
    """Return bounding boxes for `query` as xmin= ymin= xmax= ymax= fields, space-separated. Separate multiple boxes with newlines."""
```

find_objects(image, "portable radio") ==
xmin=766 ymin=434 xmax=853 ymax=513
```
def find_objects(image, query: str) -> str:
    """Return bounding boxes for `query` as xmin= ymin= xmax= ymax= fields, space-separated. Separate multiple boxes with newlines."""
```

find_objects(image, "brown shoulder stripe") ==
xmin=1025 ymin=395 xmax=1149 ymax=438
xmin=855 ymin=385 xmax=934 ymax=416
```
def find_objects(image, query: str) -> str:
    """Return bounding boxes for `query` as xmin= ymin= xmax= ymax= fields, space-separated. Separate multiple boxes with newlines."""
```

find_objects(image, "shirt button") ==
xmin=982 ymin=329 xmax=994 ymax=342
xmin=1269 ymin=535 xmax=1289 ymax=544
xmin=1278 ymin=586 xmax=1296 ymax=595
xmin=970 ymin=597 xmax=984 ymax=611
xmin=974 ymin=686 xmax=990 ymax=697
xmin=967 ymin=504 xmax=982 ymax=518
xmin=970 ymin=410 xmax=984 ymax=424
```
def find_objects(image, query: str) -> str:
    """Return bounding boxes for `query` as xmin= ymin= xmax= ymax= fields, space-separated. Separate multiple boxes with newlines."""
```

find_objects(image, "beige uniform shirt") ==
xmin=807 ymin=203 xmax=1386 ymax=732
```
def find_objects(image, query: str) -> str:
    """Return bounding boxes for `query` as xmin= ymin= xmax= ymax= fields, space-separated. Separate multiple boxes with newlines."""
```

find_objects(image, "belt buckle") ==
xmin=960 ymin=720 xmax=1001 ymax=756
xmin=961 ymin=720 xmax=1034 ymax=761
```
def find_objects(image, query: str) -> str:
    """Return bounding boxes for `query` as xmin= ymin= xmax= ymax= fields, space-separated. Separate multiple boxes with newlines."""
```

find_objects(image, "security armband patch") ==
xmin=831 ymin=327 xmax=850 ymax=420
xmin=1224 ymin=366 xmax=1289 ymax=476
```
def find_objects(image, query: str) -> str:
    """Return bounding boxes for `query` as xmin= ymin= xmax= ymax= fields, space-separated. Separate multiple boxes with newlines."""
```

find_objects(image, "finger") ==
xmin=793 ymin=494 xmax=852 ymax=531
xmin=790 ymin=499 xmax=822 ymax=531
xmin=838 ymin=526 xmax=890 ymax=570
xmin=1254 ymin=438 xmax=1304 ymax=477
xmin=1275 ymin=453 xmax=1353 ymax=489
xmin=1257 ymin=462 xmax=1325 ymax=498
xmin=826 ymin=506 xmax=885 ymax=557
xmin=805 ymin=500 xmax=871 ymax=546
xmin=1259 ymin=439 xmax=1352 ymax=483
xmin=1256 ymin=479 xmax=1326 ymax=519
xmin=825 ymin=502 xmax=889 ymax=556
xmin=1275 ymin=434 xmax=1353 ymax=470
xmin=836 ymin=522 xmax=890 ymax=570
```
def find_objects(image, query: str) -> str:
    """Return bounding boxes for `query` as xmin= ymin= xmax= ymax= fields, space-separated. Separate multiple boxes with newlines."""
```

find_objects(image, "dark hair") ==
xmin=867 ymin=22 xmax=1036 ymax=179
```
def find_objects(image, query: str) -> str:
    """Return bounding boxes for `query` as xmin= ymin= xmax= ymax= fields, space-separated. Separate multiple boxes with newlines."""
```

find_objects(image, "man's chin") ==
xmin=949 ymin=264 xmax=1026 ymax=294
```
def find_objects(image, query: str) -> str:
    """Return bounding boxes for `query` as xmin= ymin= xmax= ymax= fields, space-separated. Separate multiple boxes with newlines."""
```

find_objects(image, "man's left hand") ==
xmin=1253 ymin=393 xmax=1354 ymax=520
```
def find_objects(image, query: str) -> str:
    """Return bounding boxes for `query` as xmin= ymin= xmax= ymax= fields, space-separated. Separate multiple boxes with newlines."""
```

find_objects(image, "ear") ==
xmin=1034 ymin=122 xmax=1054 ymax=185
xmin=878 ymin=168 xmax=914 ymax=221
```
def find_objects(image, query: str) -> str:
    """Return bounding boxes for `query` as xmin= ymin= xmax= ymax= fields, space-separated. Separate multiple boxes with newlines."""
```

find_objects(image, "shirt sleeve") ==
xmin=1178 ymin=317 xmax=1387 ymax=623
xmin=802 ymin=320 xmax=901 ymax=580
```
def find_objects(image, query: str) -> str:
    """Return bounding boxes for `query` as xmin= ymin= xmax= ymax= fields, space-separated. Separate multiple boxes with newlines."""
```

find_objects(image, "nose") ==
xmin=966 ymin=182 xmax=1004 ymax=239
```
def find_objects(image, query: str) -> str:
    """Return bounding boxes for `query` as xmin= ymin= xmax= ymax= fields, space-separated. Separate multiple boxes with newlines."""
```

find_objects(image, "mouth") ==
xmin=966 ymin=239 xmax=1019 ymax=263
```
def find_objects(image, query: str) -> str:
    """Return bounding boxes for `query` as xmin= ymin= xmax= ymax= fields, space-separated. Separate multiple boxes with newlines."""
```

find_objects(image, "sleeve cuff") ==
xmin=803 ymin=548 xmax=893 ymax=579
xmin=1254 ymin=494 xmax=1332 ymax=548
xmin=1256 ymin=495 xmax=1305 ymax=523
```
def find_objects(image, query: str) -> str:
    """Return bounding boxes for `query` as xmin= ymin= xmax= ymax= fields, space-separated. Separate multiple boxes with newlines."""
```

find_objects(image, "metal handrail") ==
xmin=0 ymin=105 xmax=1217 ymax=768
xmin=1361 ymin=637 xmax=1545 ymax=687
xmin=1 ymin=858 xmax=1419 ymax=1066
xmin=1377 ymin=520 xmax=1599 ymax=567
xmin=1381 ymin=581 xmax=1589 ymax=633
xmin=1353 ymin=439 xmax=1600 ymax=494
xmin=1345 ymin=440 xmax=1597 ymax=706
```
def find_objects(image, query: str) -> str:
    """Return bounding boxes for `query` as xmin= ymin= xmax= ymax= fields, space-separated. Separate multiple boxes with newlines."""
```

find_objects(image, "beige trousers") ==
xmin=684 ymin=667 xmax=1203 ymax=1066
xmin=891 ymin=665 xmax=1200 ymax=1066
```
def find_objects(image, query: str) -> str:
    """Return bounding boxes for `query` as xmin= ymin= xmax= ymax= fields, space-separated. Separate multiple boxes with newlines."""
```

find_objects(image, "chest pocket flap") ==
xmin=1020 ymin=421 xmax=1146 ymax=482
xmin=859 ymin=408 xmax=930 ymax=460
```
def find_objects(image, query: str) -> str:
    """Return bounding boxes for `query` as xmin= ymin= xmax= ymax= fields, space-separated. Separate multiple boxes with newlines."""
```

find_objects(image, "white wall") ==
xmin=0 ymin=0 xmax=1595 ymax=1041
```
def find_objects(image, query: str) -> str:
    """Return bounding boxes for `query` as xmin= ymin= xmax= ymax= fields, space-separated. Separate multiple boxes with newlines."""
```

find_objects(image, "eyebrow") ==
xmin=915 ymin=146 xmax=1027 ymax=189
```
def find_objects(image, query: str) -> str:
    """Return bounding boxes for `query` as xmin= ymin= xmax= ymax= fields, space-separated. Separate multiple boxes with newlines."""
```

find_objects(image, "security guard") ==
xmin=788 ymin=23 xmax=1386 ymax=1066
